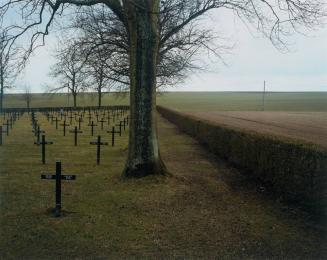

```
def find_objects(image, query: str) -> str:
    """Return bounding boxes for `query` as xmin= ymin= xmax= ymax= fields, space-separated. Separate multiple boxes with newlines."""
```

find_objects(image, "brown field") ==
xmin=185 ymin=112 xmax=327 ymax=148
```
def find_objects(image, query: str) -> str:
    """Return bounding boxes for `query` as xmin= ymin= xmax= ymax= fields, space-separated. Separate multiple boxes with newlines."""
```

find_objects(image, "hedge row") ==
xmin=157 ymin=106 xmax=327 ymax=215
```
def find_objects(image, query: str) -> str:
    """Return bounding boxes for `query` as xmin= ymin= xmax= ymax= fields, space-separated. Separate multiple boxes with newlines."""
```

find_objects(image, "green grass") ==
xmin=157 ymin=92 xmax=327 ymax=111
xmin=3 ymin=91 xmax=327 ymax=111
xmin=0 ymin=111 xmax=326 ymax=258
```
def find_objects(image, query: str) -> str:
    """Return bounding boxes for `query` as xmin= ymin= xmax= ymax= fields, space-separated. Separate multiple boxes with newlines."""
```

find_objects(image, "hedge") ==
xmin=157 ymin=106 xmax=327 ymax=215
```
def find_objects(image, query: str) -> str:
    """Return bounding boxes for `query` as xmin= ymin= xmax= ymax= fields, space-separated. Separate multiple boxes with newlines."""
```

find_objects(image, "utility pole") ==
xmin=262 ymin=80 xmax=266 ymax=111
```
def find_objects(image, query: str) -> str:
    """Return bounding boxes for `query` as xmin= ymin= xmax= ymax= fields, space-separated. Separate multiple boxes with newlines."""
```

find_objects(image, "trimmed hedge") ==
xmin=157 ymin=106 xmax=327 ymax=215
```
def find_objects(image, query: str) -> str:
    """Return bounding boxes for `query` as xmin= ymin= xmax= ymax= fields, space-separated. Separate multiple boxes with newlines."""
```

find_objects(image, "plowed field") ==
xmin=186 ymin=111 xmax=327 ymax=148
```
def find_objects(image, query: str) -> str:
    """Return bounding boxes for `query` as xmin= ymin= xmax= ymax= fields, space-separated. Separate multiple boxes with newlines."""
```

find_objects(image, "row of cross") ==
xmin=0 ymin=112 xmax=23 ymax=145
xmin=35 ymin=108 xmax=129 ymax=217
xmin=2 ymin=107 xmax=130 ymax=218
xmin=31 ymin=108 xmax=130 ymax=165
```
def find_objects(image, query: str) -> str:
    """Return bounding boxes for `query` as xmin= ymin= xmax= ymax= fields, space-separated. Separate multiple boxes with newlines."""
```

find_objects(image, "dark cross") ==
xmin=34 ymin=135 xmax=53 ymax=164
xmin=9 ymin=117 xmax=13 ymax=129
xmin=69 ymin=126 xmax=83 ymax=146
xmin=54 ymin=117 xmax=60 ymax=130
xmin=41 ymin=161 xmax=76 ymax=217
xmin=88 ymin=121 xmax=97 ymax=136
xmin=107 ymin=126 xmax=120 ymax=147
xmin=95 ymin=113 xmax=99 ymax=122
xmin=116 ymin=121 xmax=122 ymax=136
xmin=90 ymin=136 xmax=108 ymax=165
xmin=0 ymin=125 xmax=7 ymax=145
xmin=60 ymin=120 xmax=70 ymax=136
xmin=123 ymin=118 xmax=127 ymax=131
xmin=78 ymin=117 xmax=83 ymax=130
xmin=33 ymin=125 xmax=45 ymax=143
xmin=98 ymin=118 xmax=106 ymax=130
xmin=3 ymin=120 xmax=9 ymax=136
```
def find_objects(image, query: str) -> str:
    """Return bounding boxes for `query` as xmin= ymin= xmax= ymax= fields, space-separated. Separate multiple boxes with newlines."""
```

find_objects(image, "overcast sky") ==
xmin=16 ymin=8 xmax=327 ymax=93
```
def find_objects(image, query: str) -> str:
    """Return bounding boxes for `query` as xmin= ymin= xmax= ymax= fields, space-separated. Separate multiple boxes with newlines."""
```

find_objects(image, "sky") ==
xmin=14 ymin=7 xmax=327 ymax=93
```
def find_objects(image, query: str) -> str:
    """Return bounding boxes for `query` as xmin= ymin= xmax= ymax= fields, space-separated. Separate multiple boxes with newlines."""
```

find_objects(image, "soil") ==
xmin=185 ymin=111 xmax=327 ymax=148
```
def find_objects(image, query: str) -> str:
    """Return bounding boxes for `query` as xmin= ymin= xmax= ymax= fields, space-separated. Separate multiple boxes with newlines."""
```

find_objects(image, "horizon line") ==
xmin=4 ymin=90 xmax=327 ymax=95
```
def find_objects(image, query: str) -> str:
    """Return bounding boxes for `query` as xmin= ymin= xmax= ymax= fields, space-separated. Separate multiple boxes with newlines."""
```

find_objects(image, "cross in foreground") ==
xmin=41 ymin=161 xmax=76 ymax=217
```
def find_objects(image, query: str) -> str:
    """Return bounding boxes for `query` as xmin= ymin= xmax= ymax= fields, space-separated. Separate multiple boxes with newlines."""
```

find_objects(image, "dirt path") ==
xmin=184 ymin=111 xmax=327 ymax=147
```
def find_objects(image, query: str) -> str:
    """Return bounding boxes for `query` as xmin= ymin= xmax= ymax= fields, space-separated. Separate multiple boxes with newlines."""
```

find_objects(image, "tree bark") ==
xmin=0 ymin=69 xmax=3 ymax=112
xmin=122 ymin=1 xmax=167 ymax=177
xmin=73 ymin=93 xmax=77 ymax=108
xmin=0 ymin=86 xmax=3 ymax=111
xmin=98 ymin=87 xmax=102 ymax=108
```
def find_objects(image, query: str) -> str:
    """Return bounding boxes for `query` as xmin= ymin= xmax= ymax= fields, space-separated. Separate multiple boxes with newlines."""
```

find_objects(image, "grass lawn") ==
xmin=3 ymin=91 xmax=327 ymax=111
xmin=0 ymin=111 xmax=326 ymax=258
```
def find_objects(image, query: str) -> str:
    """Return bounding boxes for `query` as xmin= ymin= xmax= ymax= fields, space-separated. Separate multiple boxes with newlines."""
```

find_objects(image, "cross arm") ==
xmin=34 ymin=141 xmax=53 ymax=145
xmin=41 ymin=174 xmax=76 ymax=180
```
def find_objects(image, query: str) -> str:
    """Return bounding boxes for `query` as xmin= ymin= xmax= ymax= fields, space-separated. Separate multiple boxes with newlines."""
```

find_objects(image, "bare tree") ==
xmin=21 ymin=84 xmax=33 ymax=110
xmin=0 ymin=0 xmax=325 ymax=178
xmin=84 ymin=45 xmax=119 ymax=108
xmin=71 ymin=6 xmax=222 ymax=90
xmin=49 ymin=40 xmax=88 ymax=108
xmin=0 ymin=30 xmax=18 ymax=111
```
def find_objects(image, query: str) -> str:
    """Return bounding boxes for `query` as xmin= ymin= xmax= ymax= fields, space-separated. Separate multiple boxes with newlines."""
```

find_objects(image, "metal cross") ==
xmin=60 ymin=120 xmax=70 ymax=136
xmin=34 ymin=135 xmax=54 ymax=164
xmin=90 ymin=136 xmax=108 ymax=165
xmin=69 ymin=126 xmax=83 ymax=146
xmin=41 ymin=161 xmax=76 ymax=217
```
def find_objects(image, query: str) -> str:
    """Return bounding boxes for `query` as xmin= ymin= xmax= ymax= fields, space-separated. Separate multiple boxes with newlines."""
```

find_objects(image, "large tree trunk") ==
xmin=122 ymin=1 xmax=167 ymax=177
xmin=0 ymin=59 xmax=3 ymax=111
xmin=98 ymin=87 xmax=102 ymax=108
xmin=0 ymin=73 xmax=3 ymax=111
xmin=73 ymin=93 xmax=77 ymax=108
